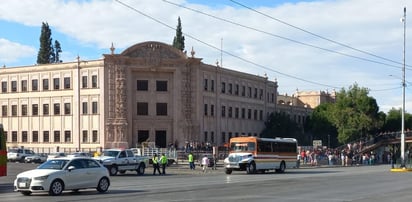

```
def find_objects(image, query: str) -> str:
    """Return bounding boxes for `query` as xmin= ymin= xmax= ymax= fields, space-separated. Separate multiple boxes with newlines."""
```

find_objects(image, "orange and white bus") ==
xmin=223 ymin=136 xmax=298 ymax=174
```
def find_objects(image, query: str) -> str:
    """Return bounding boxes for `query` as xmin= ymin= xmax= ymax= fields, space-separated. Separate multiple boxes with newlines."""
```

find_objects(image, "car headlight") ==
xmin=34 ymin=175 xmax=49 ymax=181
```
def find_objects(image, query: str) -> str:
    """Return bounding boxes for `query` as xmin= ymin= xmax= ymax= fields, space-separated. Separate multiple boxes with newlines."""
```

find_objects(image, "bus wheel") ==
xmin=276 ymin=161 xmax=286 ymax=173
xmin=225 ymin=168 xmax=232 ymax=174
xmin=246 ymin=162 xmax=256 ymax=174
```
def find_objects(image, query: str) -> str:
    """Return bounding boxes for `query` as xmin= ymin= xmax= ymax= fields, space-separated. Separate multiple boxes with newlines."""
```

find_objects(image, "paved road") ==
xmin=1 ymin=162 xmax=412 ymax=202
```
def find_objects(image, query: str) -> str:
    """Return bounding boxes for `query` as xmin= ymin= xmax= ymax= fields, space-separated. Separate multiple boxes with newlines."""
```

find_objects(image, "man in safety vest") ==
xmin=188 ymin=152 xmax=195 ymax=170
xmin=152 ymin=154 xmax=161 ymax=175
xmin=159 ymin=153 xmax=168 ymax=175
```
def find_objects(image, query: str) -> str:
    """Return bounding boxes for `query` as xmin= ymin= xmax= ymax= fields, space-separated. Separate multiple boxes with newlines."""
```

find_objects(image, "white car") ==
xmin=24 ymin=153 xmax=48 ymax=164
xmin=14 ymin=157 xmax=110 ymax=196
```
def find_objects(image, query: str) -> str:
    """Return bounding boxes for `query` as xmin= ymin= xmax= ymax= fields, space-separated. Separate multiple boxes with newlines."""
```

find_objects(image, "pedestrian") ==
xmin=159 ymin=153 xmax=168 ymax=175
xmin=152 ymin=154 xmax=161 ymax=175
xmin=188 ymin=152 xmax=195 ymax=170
xmin=201 ymin=155 xmax=210 ymax=173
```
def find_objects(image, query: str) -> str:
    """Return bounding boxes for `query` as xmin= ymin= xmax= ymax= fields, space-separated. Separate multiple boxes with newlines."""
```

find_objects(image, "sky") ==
xmin=0 ymin=0 xmax=412 ymax=113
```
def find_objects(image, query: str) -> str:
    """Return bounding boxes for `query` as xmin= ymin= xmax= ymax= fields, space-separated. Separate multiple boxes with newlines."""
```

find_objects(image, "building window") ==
xmin=82 ymin=130 xmax=88 ymax=143
xmin=228 ymin=107 xmax=232 ymax=118
xmin=22 ymin=131 xmax=28 ymax=142
xmin=211 ymin=104 xmax=214 ymax=116
xmin=260 ymin=110 xmax=263 ymax=120
xmin=1 ymin=81 xmax=7 ymax=93
xmin=248 ymin=87 xmax=252 ymax=98
xmin=64 ymin=103 xmax=71 ymax=115
xmin=12 ymin=131 xmax=17 ymax=142
xmin=204 ymin=104 xmax=208 ymax=116
xmin=211 ymin=132 xmax=215 ymax=143
xmin=241 ymin=108 xmax=245 ymax=119
xmin=82 ymin=102 xmax=88 ymax=114
xmin=43 ymin=104 xmax=49 ymax=115
xmin=260 ymin=89 xmax=263 ymax=99
xmin=43 ymin=79 xmax=49 ymax=90
xmin=21 ymin=104 xmax=27 ymax=116
xmin=221 ymin=105 xmax=226 ymax=117
xmin=54 ymin=103 xmax=60 ymax=115
xmin=92 ymin=102 xmax=98 ymax=114
xmin=34 ymin=103 xmax=41 ymax=115
xmin=137 ymin=102 xmax=148 ymax=115
xmin=11 ymin=81 xmax=17 ymax=92
xmin=82 ymin=76 xmax=88 ymax=88
xmin=221 ymin=82 xmax=226 ymax=93
xmin=254 ymin=88 xmax=258 ymax=98
xmin=64 ymin=77 xmax=70 ymax=89
xmin=204 ymin=131 xmax=208 ymax=142
xmin=204 ymin=79 xmax=208 ymax=91
xmin=54 ymin=131 xmax=60 ymax=143
xmin=32 ymin=131 xmax=39 ymax=142
xmin=92 ymin=130 xmax=98 ymax=142
xmin=242 ymin=86 xmax=245 ymax=96
xmin=156 ymin=103 xmax=167 ymax=116
xmin=92 ymin=75 xmax=98 ymax=88
xmin=21 ymin=80 xmax=27 ymax=92
xmin=156 ymin=80 xmax=168 ymax=91
xmin=221 ymin=132 xmax=226 ymax=144
xmin=235 ymin=107 xmax=239 ymax=118
xmin=271 ymin=93 xmax=274 ymax=103
xmin=43 ymin=131 xmax=50 ymax=142
xmin=32 ymin=79 xmax=38 ymax=91
xmin=235 ymin=84 xmax=239 ymax=95
xmin=248 ymin=109 xmax=252 ymax=119
xmin=11 ymin=105 xmax=17 ymax=116
xmin=2 ymin=105 xmax=7 ymax=117
xmin=53 ymin=78 xmax=60 ymax=90
xmin=64 ymin=131 xmax=71 ymax=142
xmin=254 ymin=109 xmax=258 ymax=120
xmin=228 ymin=83 xmax=232 ymax=94
xmin=211 ymin=80 xmax=215 ymax=92
xmin=137 ymin=80 xmax=148 ymax=91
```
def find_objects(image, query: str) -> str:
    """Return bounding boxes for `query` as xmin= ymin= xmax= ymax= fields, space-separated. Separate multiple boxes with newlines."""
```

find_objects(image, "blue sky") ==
xmin=0 ymin=0 xmax=412 ymax=113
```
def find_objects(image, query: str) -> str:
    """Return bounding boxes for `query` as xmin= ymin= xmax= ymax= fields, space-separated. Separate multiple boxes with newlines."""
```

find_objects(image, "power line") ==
xmin=114 ymin=0 xmax=339 ymax=89
xmin=162 ymin=0 xmax=408 ymax=70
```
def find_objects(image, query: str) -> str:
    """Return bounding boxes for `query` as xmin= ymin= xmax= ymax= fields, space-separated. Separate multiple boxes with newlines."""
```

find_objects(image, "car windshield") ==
xmin=8 ymin=148 xmax=21 ymax=153
xmin=103 ymin=150 xmax=119 ymax=157
xmin=38 ymin=159 xmax=69 ymax=170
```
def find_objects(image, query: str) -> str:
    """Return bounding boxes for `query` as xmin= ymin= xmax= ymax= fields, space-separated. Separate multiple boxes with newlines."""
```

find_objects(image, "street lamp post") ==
xmin=400 ymin=7 xmax=407 ymax=168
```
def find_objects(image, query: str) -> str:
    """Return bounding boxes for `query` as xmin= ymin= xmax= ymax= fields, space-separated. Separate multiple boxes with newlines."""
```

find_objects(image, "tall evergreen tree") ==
xmin=172 ymin=17 xmax=185 ymax=51
xmin=37 ymin=22 xmax=54 ymax=64
xmin=54 ymin=40 xmax=62 ymax=63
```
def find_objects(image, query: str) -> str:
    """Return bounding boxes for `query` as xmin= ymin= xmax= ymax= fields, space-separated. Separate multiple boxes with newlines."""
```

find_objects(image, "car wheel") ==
xmin=137 ymin=163 xmax=145 ymax=175
xmin=49 ymin=179 xmax=64 ymax=196
xmin=96 ymin=177 xmax=110 ymax=193
xmin=246 ymin=162 xmax=256 ymax=174
xmin=20 ymin=191 xmax=32 ymax=196
xmin=276 ymin=161 xmax=286 ymax=173
xmin=108 ymin=165 xmax=118 ymax=176
xmin=225 ymin=168 xmax=232 ymax=174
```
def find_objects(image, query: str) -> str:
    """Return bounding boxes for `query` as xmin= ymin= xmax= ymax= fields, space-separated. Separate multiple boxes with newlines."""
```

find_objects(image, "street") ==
xmin=1 ymin=162 xmax=412 ymax=202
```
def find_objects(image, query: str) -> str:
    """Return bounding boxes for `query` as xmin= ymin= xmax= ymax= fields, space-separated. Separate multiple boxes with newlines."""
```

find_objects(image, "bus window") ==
xmin=230 ymin=142 xmax=255 ymax=152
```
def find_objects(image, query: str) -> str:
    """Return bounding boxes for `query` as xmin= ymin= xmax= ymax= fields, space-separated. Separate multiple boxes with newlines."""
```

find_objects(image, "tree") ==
xmin=172 ymin=17 xmax=185 ymax=51
xmin=305 ymin=103 xmax=338 ymax=147
xmin=37 ymin=22 xmax=62 ymax=64
xmin=382 ymin=108 xmax=412 ymax=132
xmin=260 ymin=112 xmax=307 ymax=144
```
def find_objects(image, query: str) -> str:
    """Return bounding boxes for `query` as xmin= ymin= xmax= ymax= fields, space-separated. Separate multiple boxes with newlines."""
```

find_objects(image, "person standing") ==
xmin=188 ymin=152 xmax=195 ymax=170
xmin=152 ymin=154 xmax=161 ymax=175
xmin=159 ymin=153 xmax=168 ymax=175
xmin=201 ymin=155 xmax=210 ymax=173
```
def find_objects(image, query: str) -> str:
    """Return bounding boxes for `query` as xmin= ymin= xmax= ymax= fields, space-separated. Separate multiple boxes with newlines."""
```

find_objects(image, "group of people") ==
xmin=152 ymin=153 xmax=168 ymax=175
xmin=188 ymin=152 xmax=215 ymax=172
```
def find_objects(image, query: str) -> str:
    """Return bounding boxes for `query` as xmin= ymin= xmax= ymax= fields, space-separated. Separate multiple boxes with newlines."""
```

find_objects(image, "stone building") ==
xmin=1 ymin=41 xmax=278 ymax=152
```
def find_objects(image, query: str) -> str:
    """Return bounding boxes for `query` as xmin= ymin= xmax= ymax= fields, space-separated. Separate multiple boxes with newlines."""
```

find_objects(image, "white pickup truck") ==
xmin=93 ymin=148 xmax=149 ymax=176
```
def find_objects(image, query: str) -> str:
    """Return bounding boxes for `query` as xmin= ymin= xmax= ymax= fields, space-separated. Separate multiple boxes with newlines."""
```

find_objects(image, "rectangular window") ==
xmin=221 ymin=82 xmax=226 ymax=93
xmin=11 ymin=105 xmax=17 ymax=116
xmin=137 ymin=102 xmax=148 ymax=115
xmin=54 ymin=131 xmax=60 ymax=143
xmin=43 ymin=79 xmax=49 ymax=90
xmin=53 ymin=78 xmax=60 ymax=90
xmin=21 ymin=80 xmax=27 ymax=92
xmin=248 ymin=109 xmax=252 ymax=119
xmin=254 ymin=88 xmax=257 ymax=98
xmin=156 ymin=103 xmax=167 ymax=116
xmin=32 ymin=104 xmax=39 ymax=116
xmin=235 ymin=107 xmax=239 ymax=118
xmin=12 ymin=131 xmax=17 ymax=142
xmin=92 ymin=75 xmax=98 ymax=88
xmin=254 ymin=109 xmax=258 ymax=120
xmin=82 ymin=130 xmax=88 ymax=143
xmin=82 ymin=102 xmax=88 ymax=114
xmin=211 ymin=104 xmax=214 ymax=116
xmin=241 ymin=108 xmax=245 ymax=119
xmin=92 ymin=130 xmax=98 ymax=142
xmin=242 ymin=86 xmax=245 ymax=96
xmin=260 ymin=89 xmax=263 ymax=99
xmin=22 ymin=131 xmax=28 ymax=142
xmin=32 ymin=131 xmax=39 ymax=142
xmin=221 ymin=105 xmax=226 ymax=117
xmin=211 ymin=132 xmax=215 ymax=143
xmin=221 ymin=132 xmax=226 ymax=144
xmin=92 ymin=102 xmax=98 ymax=114
xmin=82 ymin=76 xmax=88 ymax=88
xmin=204 ymin=79 xmax=208 ymax=91
xmin=64 ymin=131 xmax=71 ymax=142
xmin=11 ymin=81 xmax=17 ymax=92
xmin=156 ymin=80 xmax=168 ymax=91
xmin=271 ymin=93 xmax=274 ymax=103
xmin=228 ymin=107 xmax=232 ymax=118
xmin=32 ymin=79 xmax=38 ymax=91
xmin=260 ymin=110 xmax=263 ymax=120
xmin=64 ymin=103 xmax=71 ymax=115
xmin=21 ymin=104 xmax=27 ymax=116
xmin=211 ymin=80 xmax=214 ymax=92
xmin=136 ymin=80 xmax=148 ymax=91
xmin=2 ymin=105 xmax=7 ymax=117
xmin=204 ymin=104 xmax=208 ymax=116
xmin=54 ymin=103 xmax=60 ymax=115
xmin=248 ymin=87 xmax=252 ymax=98
xmin=228 ymin=83 xmax=232 ymax=94
xmin=43 ymin=104 xmax=49 ymax=115
xmin=235 ymin=84 xmax=239 ymax=95
xmin=64 ymin=77 xmax=70 ymax=89
xmin=204 ymin=131 xmax=208 ymax=143
xmin=1 ymin=81 xmax=7 ymax=93
xmin=43 ymin=131 xmax=50 ymax=142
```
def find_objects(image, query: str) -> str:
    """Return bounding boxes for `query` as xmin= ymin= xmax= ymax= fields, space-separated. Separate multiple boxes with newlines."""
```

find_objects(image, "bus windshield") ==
xmin=230 ymin=142 xmax=255 ymax=152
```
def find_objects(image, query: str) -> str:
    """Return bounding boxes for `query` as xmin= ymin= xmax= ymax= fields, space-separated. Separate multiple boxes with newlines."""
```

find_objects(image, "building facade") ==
xmin=2 ymin=41 xmax=278 ymax=152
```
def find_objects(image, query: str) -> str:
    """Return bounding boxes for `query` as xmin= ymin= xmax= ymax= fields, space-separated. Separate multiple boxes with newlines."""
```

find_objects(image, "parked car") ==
xmin=14 ymin=157 xmax=110 ymax=196
xmin=24 ymin=153 xmax=48 ymax=164
xmin=7 ymin=148 xmax=35 ymax=162
xmin=46 ymin=152 xmax=66 ymax=161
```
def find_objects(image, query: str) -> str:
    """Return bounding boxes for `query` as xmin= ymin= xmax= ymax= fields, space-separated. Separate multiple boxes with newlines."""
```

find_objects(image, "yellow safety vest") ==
xmin=152 ymin=156 xmax=158 ymax=164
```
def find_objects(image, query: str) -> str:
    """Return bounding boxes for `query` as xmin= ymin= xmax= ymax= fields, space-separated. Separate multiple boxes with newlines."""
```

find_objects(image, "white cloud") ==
xmin=0 ymin=38 xmax=36 ymax=64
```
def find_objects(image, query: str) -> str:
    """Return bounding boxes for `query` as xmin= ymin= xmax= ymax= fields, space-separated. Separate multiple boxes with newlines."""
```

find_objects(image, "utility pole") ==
xmin=400 ymin=7 xmax=406 ymax=168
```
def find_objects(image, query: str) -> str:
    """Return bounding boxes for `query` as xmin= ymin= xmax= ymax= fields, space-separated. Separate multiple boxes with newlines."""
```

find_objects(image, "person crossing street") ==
xmin=159 ymin=153 xmax=168 ymax=175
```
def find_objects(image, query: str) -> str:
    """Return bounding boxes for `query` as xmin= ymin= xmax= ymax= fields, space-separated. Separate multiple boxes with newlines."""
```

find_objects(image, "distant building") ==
xmin=1 ymin=41 xmax=279 ymax=153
